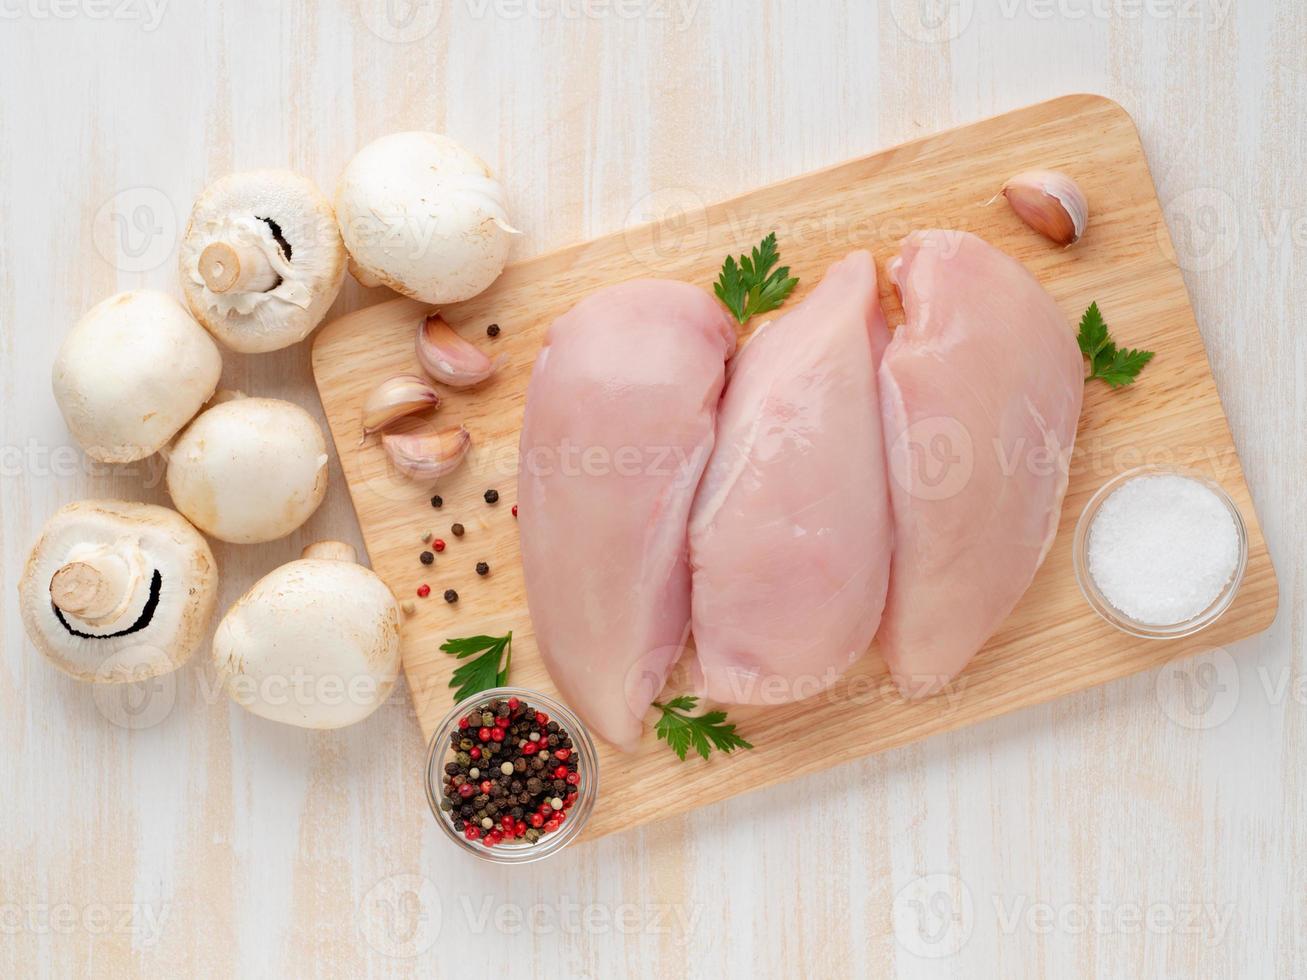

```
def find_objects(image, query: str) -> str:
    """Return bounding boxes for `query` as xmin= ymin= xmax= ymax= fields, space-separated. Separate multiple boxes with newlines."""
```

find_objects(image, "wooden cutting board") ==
xmin=312 ymin=94 xmax=1278 ymax=842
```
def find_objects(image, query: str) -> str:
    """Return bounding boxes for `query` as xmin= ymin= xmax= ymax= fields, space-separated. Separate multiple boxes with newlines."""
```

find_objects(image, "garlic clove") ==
xmin=382 ymin=426 xmax=472 ymax=481
xmin=360 ymin=374 xmax=441 ymax=443
xmin=1001 ymin=170 xmax=1088 ymax=246
xmin=416 ymin=314 xmax=498 ymax=388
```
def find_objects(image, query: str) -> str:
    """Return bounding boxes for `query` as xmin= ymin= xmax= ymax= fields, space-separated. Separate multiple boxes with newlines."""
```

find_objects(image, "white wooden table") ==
xmin=2 ymin=2 xmax=1302 ymax=976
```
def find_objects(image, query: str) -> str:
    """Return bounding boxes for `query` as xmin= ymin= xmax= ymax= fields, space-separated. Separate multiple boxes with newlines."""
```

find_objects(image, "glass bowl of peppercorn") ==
xmin=426 ymin=687 xmax=598 ymax=863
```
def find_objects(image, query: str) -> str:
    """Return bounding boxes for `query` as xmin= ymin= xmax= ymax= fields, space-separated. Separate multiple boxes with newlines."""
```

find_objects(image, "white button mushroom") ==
xmin=334 ymin=132 xmax=518 ymax=303
xmin=212 ymin=541 xmax=402 ymax=729
xmin=18 ymin=500 xmax=219 ymax=682
xmin=52 ymin=290 xmax=223 ymax=463
xmin=166 ymin=394 xmax=329 ymax=544
xmin=179 ymin=170 xmax=347 ymax=353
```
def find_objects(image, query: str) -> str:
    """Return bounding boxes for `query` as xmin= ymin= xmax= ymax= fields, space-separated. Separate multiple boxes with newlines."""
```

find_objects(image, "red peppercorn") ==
xmin=469 ymin=747 xmax=481 ymax=760
xmin=458 ymin=783 xmax=474 ymax=798
xmin=553 ymin=765 xmax=568 ymax=779
xmin=477 ymin=727 xmax=492 ymax=742
xmin=565 ymin=792 xmax=577 ymax=806
xmin=544 ymin=818 xmax=559 ymax=833
xmin=458 ymin=717 xmax=470 ymax=730
xmin=512 ymin=504 xmax=518 ymax=518
xmin=495 ymin=716 xmax=510 ymax=728
xmin=507 ymin=697 xmax=520 ymax=710
xmin=565 ymin=772 xmax=579 ymax=786
xmin=553 ymin=748 xmax=570 ymax=761
xmin=480 ymin=780 xmax=492 ymax=794
xmin=465 ymin=825 xmax=480 ymax=840
xmin=555 ymin=810 xmax=566 ymax=823
xmin=490 ymin=727 xmax=505 ymax=742
xmin=535 ymin=711 xmax=549 ymax=726
xmin=416 ymin=584 xmax=430 ymax=598
xmin=522 ymin=741 xmax=538 ymax=755
xmin=433 ymin=539 xmax=446 ymax=553
xmin=529 ymin=813 xmax=544 ymax=828
xmin=540 ymin=804 xmax=553 ymax=818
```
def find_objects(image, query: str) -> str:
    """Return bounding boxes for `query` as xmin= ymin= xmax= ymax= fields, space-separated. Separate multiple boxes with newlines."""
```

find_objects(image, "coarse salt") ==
xmin=1086 ymin=473 xmax=1240 ymax=626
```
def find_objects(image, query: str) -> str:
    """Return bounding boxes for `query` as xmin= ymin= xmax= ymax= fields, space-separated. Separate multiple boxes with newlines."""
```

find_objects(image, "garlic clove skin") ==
xmin=360 ymin=374 xmax=441 ymax=443
xmin=416 ymin=314 xmax=498 ymax=388
xmin=1001 ymin=170 xmax=1088 ymax=246
xmin=382 ymin=426 xmax=472 ymax=481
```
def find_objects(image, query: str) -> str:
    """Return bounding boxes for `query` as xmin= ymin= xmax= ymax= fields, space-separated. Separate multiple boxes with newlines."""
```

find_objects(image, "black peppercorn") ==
xmin=444 ymin=589 xmax=458 ymax=603
xmin=476 ymin=561 xmax=490 ymax=576
xmin=484 ymin=488 xmax=499 ymax=504
xmin=486 ymin=323 xmax=500 ymax=337
xmin=430 ymin=495 xmax=443 ymax=508
xmin=420 ymin=551 xmax=434 ymax=565
xmin=451 ymin=523 xmax=465 ymax=537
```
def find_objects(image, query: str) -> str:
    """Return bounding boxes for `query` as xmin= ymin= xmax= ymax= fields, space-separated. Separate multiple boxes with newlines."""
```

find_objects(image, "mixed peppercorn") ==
xmin=439 ymin=695 xmax=581 ymax=847
xmin=414 ymin=488 xmax=509 ymax=601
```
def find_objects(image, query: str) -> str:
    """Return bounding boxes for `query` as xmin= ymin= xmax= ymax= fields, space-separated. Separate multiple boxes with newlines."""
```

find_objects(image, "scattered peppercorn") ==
xmin=511 ymin=504 xmax=518 ymax=518
xmin=417 ymin=584 xmax=431 ymax=598
xmin=420 ymin=551 xmax=434 ymax=565
xmin=433 ymin=538 xmax=446 ymax=553
xmin=430 ymin=495 xmax=443 ymax=508
xmin=441 ymin=696 xmax=581 ymax=849
xmin=486 ymin=323 xmax=500 ymax=337
xmin=484 ymin=488 xmax=499 ymax=504
xmin=451 ymin=523 xmax=465 ymax=537
xmin=476 ymin=561 xmax=490 ymax=576
xmin=444 ymin=589 xmax=459 ymax=603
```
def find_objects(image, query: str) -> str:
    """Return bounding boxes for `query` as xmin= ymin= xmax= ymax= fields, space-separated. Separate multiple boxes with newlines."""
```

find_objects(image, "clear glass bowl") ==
xmin=425 ymin=687 xmax=599 ymax=864
xmin=1072 ymin=465 xmax=1248 ymax=639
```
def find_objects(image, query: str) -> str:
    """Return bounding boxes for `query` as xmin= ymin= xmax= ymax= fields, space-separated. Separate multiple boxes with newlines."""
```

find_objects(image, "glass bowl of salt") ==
xmin=1073 ymin=466 xmax=1248 ymax=639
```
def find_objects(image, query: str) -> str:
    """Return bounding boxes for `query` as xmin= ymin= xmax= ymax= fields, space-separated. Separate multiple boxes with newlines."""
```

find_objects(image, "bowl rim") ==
xmin=425 ymin=686 xmax=599 ymax=865
xmin=1072 ymin=464 xmax=1248 ymax=639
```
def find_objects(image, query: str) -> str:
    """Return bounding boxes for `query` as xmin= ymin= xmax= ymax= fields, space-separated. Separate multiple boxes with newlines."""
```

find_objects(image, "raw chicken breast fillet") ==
xmin=517 ymin=279 xmax=736 ymax=751
xmin=689 ymin=251 xmax=893 ymax=705
xmin=876 ymin=230 xmax=1084 ymax=696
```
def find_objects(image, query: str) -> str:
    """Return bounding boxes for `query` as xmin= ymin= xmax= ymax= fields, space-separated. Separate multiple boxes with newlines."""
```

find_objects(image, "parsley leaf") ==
xmin=440 ymin=631 xmax=512 ymax=702
xmin=713 ymin=232 xmax=799 ymax=324
xmin=652 ymin=695 xmax=753 ymax=761
xmin=1077 ymin=301 xmax=1154 ymax=388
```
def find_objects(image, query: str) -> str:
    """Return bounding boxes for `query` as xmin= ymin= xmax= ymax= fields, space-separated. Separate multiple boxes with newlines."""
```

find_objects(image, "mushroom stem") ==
xmin=199 ymin=241 xmax=279 ymax=294
xmin=302 ymin=541 xmax=358 ymax=563
xmin=49 ymin=550 xmax=139 ymax=627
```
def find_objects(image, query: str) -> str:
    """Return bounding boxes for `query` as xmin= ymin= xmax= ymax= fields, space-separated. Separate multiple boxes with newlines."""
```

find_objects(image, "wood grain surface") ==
xmin=312 ymin=93 xmax=1278 ymax=843
xmin=2 ymin=2 xmax=1304 ymax=978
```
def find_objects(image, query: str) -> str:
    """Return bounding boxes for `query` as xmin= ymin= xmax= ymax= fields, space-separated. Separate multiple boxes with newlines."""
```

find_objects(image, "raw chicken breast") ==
xmin=689 ymin=251 xmax=893 ymax=705
xmin=877 ymin=230 xmax=1084 ymax=696
xmin=518 ymin=280 xmax=736 ymax=751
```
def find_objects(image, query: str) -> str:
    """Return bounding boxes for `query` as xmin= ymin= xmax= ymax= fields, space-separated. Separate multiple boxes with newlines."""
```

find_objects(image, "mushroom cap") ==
xmin=334 ymin=132 xmax=515 ymax=304
xmin=212 ymin=554 xmax=401 ymax=728
xmin=179 ymin=170 xmax=347 ymax=353
xmin=52 ymin=291 xmax=223 ymax=463
xmin=166 ymin=396 xmax=329 ymax=544
xmin=18 ymin=500 xmax=218 ymax=683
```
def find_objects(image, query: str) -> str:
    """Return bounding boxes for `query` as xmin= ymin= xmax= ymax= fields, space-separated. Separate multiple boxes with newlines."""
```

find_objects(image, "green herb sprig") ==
xmin=1077 ymin=301 xmax=1154 ymax=388
xmin=440 ymin=632 xmax=512 ymax=702
xmin=713 ymin=232 xmax=799 ymax=325
xmin=652 ymin=696 xmax=753 ymax=761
